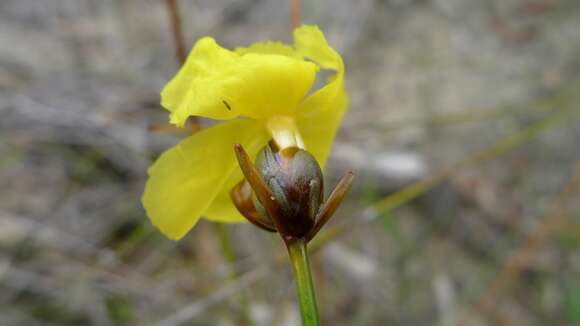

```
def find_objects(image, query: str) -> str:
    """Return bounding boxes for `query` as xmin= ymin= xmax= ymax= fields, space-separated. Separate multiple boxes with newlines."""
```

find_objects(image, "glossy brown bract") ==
xmin=254 ymin=143 xmax=324 ymax=238
xmin=232 ymin=142 xmax=353 ymax=244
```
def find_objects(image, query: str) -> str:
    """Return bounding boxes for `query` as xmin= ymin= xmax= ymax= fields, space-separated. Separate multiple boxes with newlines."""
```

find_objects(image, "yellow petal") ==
xmin=295 ymin=25 xmax=348 ymax=168
xmin=202 ymin=169 xmax=247 ymax=223
xmin=294 ymin=25 xmax=343 ymax=71
xmin=235 ymin=41 xmax=301 ymax=59
xmin=142 ymin=119 xmax=268 ymax=240
xmin=161 ymin=37 xmax=318 ymax=126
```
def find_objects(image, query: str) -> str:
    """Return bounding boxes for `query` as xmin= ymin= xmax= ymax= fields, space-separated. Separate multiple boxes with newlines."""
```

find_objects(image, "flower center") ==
xmin=266 ymin=116 xmax=305 ymax=150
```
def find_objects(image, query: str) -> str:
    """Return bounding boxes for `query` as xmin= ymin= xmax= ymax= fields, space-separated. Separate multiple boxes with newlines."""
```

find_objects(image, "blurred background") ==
xmin=1 ymin=0 xmax=580 ymax=325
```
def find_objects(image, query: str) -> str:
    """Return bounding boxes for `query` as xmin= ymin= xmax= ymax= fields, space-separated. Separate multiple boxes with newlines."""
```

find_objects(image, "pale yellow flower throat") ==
xmin=266 ymin=116 xmax=305 ymax=150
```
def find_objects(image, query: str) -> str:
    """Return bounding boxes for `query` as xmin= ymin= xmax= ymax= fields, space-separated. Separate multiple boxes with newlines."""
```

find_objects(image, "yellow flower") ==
xmin=142 ymin=25 xmax=347 ymax=240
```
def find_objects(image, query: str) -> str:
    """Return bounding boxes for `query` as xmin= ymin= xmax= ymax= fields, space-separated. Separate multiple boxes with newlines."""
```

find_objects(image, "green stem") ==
xmin=286 ymin=238 xmax=321 ymax=326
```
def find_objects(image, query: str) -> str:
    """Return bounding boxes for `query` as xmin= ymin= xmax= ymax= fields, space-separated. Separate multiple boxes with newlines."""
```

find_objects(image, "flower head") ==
xmin=142 ymin=25 xmax=347 ymax=240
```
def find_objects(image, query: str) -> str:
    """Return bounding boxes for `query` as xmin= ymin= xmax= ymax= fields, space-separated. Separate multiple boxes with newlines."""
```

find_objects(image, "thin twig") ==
xmin=162 ymin=0 xmax=200 ymax=129
xmin=289 ymin=0 xmax=301 ymax=30
xmin=165 ymin=0 xmax=187 ymax=65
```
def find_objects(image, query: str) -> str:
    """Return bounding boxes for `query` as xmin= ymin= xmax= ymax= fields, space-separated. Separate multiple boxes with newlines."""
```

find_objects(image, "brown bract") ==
xmin=232 ymin=143 xmax=354 ymax=244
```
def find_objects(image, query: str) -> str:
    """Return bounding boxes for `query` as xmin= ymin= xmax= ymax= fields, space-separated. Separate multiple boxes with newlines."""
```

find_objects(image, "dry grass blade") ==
xmin=362 ymin=84 xmax=579 ymax=132
xmin=155 ymin=267 xmax=269 ymax=326
xmin=367 ymin=107 xmax=579 ymax=218
xmin=462 ymin=163 xmax=580 ymax=323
